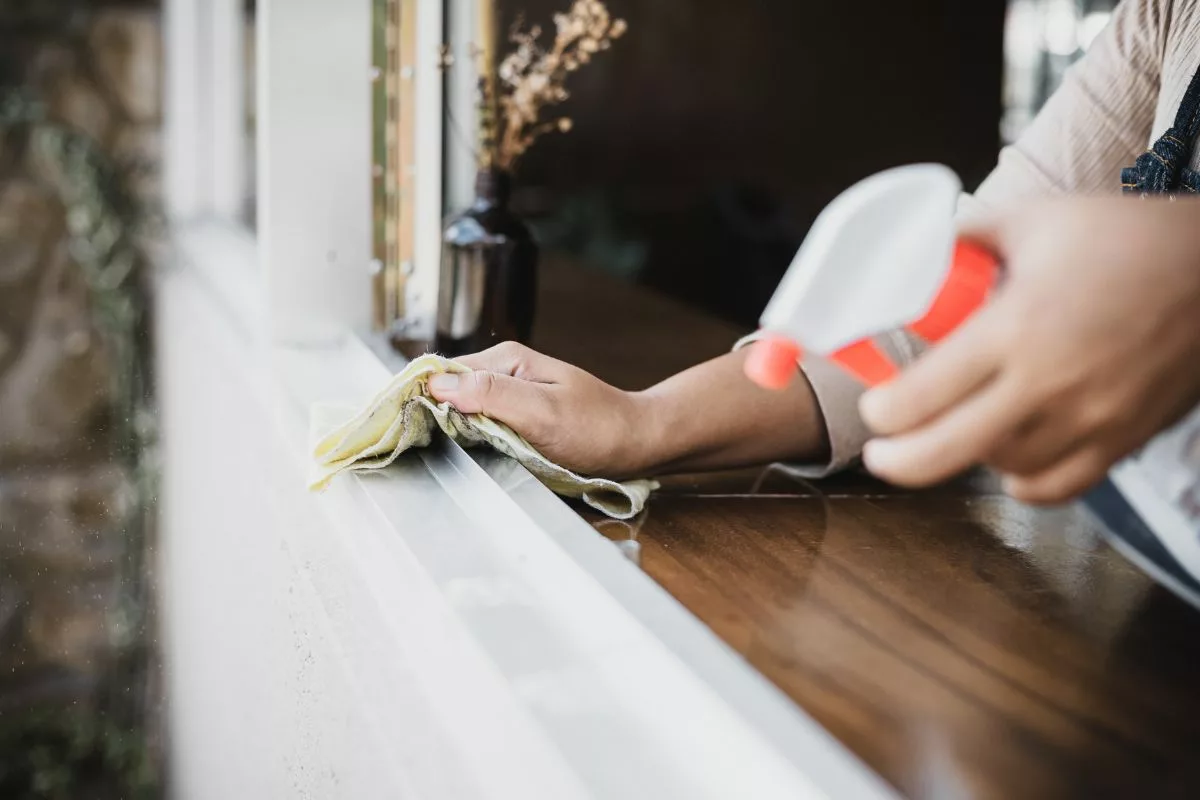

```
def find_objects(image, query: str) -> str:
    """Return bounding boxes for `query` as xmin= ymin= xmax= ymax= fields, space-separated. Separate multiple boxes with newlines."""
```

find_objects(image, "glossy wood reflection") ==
xmin=533 ymin=257 xmax=1200 ymax=799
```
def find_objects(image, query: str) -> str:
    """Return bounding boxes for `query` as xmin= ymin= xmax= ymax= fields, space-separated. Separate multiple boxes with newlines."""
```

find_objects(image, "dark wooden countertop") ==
xmin=531 ymin=255 xmax=1200 ymax=800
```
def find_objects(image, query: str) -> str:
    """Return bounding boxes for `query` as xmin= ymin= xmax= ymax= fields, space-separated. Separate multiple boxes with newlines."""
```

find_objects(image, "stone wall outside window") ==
xmin=0 ymin=3 xmax=162 ymax=796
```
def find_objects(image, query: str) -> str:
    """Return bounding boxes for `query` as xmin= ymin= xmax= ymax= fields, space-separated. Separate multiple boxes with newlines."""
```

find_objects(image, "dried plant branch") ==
xmin=476 ymin=0 xmax=626 ymax=172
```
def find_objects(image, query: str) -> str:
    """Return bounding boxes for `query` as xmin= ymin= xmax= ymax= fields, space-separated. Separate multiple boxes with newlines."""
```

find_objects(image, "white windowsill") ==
xmin=162 ymin=218 xmax=896 ymax=799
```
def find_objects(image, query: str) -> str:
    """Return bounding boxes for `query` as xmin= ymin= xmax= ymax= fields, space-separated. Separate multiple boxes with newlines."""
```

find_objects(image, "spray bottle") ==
xmin=743 ymin=164 xmax=1000 ymax=390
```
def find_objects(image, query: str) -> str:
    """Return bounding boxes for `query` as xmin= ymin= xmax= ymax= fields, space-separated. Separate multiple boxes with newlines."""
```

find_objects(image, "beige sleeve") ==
xmin=960 ymin=0 xmax=1166 ymax=218
xmin=734 ymin=329 xmax=919 ymax=476
xmin=751 ymin=0 xmax=1169 ymax=477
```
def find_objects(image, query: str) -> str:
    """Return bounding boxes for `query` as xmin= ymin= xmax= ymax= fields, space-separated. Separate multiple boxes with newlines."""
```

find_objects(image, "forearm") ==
xmin=628 ymin=348 xmax=829 ymax=475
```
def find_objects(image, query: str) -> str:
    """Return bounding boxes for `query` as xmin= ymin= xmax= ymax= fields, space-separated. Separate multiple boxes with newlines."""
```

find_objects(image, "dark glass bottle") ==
xmin=434 ymin=169 xmax=538 ymax=357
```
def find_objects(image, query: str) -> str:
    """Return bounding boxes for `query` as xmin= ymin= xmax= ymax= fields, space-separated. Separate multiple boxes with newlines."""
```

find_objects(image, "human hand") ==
xmin=427 ymin=342 xmax=653 ymax=477
xmin=859 ymin=196 xmax=1200 ymax=504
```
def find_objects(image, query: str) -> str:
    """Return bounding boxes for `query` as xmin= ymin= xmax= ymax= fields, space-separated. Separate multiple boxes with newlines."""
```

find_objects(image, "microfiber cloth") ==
xmin=308 ymin=354 xmax=658 ymax=519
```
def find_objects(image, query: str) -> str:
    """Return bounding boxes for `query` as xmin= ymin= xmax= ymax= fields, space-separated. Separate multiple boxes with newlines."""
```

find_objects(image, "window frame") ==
xmin=164 ymin=0 xmax=447 ymax=345
xmin=164 ymin=0 xmax=247 ymax=223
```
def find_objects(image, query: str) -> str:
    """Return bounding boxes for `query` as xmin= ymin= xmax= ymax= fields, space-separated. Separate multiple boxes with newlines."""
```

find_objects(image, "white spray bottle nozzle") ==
xmin=745 ymin=164 xmax=979 ymax=389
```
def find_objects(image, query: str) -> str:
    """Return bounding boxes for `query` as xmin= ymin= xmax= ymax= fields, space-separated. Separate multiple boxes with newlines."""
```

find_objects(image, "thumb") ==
xmin=427 ymin=370 xmax=551 ymax=434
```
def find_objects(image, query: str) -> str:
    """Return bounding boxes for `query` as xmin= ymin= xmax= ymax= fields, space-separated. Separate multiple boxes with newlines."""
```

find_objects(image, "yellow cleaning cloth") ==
xmin=308 ymin=354 xmax=657 ymax=520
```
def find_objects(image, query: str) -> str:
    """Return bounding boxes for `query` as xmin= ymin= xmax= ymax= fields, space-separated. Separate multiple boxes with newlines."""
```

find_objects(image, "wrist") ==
xmin=620 ymin=387 xmax=676 ymax=477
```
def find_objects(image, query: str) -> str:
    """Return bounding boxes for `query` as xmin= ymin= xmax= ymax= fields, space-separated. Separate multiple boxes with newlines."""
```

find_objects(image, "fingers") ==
xmin=859 ymin=307 xmax=1002 ymax=436
xmin=999 ymin=401 xmax=1157 ymax=503
xmin=427 ymin=369 xmax=554 ymax=437
xmin=987 ymin=413 xmax=1081 ymax=477
xmin=862 ymin=377 xmax=1027 ymax=487
xmin=451 ymin=341 xmax=570 ymax=383
xmin=1002 ymin=446 xmax=1114 ymax=505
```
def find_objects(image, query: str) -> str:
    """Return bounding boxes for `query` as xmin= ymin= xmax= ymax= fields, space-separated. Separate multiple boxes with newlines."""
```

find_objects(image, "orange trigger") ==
xmin=910 ymin=240 xmax=1000 ymax=344
xmin=830 ymin=339 xmax=899 ymax=387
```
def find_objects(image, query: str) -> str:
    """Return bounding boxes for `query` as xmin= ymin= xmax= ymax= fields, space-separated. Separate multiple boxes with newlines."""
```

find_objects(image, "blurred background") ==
xmin=0 ymin=1 xmax=159 ymax=796
xmin=503 ymin=0 xmax=1116 ymax=325
xmin=0 ymin=0 xmax=1114 ymax=795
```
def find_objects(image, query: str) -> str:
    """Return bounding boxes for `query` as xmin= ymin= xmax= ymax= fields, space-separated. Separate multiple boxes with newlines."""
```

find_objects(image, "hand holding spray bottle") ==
xmin=744 ymin=165 xmax=1200 ymax=612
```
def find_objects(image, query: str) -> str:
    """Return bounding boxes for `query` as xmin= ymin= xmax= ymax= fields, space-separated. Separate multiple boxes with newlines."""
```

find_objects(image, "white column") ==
xmin=208 ymin=0 xmax=246 ymax=221
xmin=258 ymin=0 xmax=372 ymax=345
xmin=164 ymin=0 xmax=249 ymax=222
xmin=163 ymin=0 xmax=207 ymax=220
xmin=445 ymin=0 xmax=481 ymax=214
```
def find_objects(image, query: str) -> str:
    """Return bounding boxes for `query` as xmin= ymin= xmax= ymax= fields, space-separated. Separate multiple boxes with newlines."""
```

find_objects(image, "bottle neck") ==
xmin=474 ymin=168 xmax=512 ymax=207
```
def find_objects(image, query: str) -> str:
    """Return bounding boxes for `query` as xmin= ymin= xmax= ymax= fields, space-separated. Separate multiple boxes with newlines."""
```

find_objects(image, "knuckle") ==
xmin=1080 ymin=390 xmax=1134 ymax=433
xmin=1105 ymin=391 xmax=1144 ymax=431
xmin=472 ymin=370 xmax=499 ymax=399
xmin=1080 ymin=392 xmax=1114 ymax=426
xmin=490 ymin=340 xmax=540 ymax=377
xmin=493 ymin=340 xmax=528 ymax=360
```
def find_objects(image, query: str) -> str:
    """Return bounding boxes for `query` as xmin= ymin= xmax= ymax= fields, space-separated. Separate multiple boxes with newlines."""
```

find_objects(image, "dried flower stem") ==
xmin=476 ymin=0 xmax=625 ymax=172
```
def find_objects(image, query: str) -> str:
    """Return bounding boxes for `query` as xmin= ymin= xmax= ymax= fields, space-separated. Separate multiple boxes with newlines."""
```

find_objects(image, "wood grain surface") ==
xmin=532 ymin=255 xmax=1200 ymax=800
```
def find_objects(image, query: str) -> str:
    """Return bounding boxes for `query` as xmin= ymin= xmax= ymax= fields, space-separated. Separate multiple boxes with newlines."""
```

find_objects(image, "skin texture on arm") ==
xmin=635 ymin=347 xmax=829 ymax=474
xmin=860 ymin=196 xmax=1200 ymax=505
xmin=427 ymin=343 xmax=829 ymax=479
